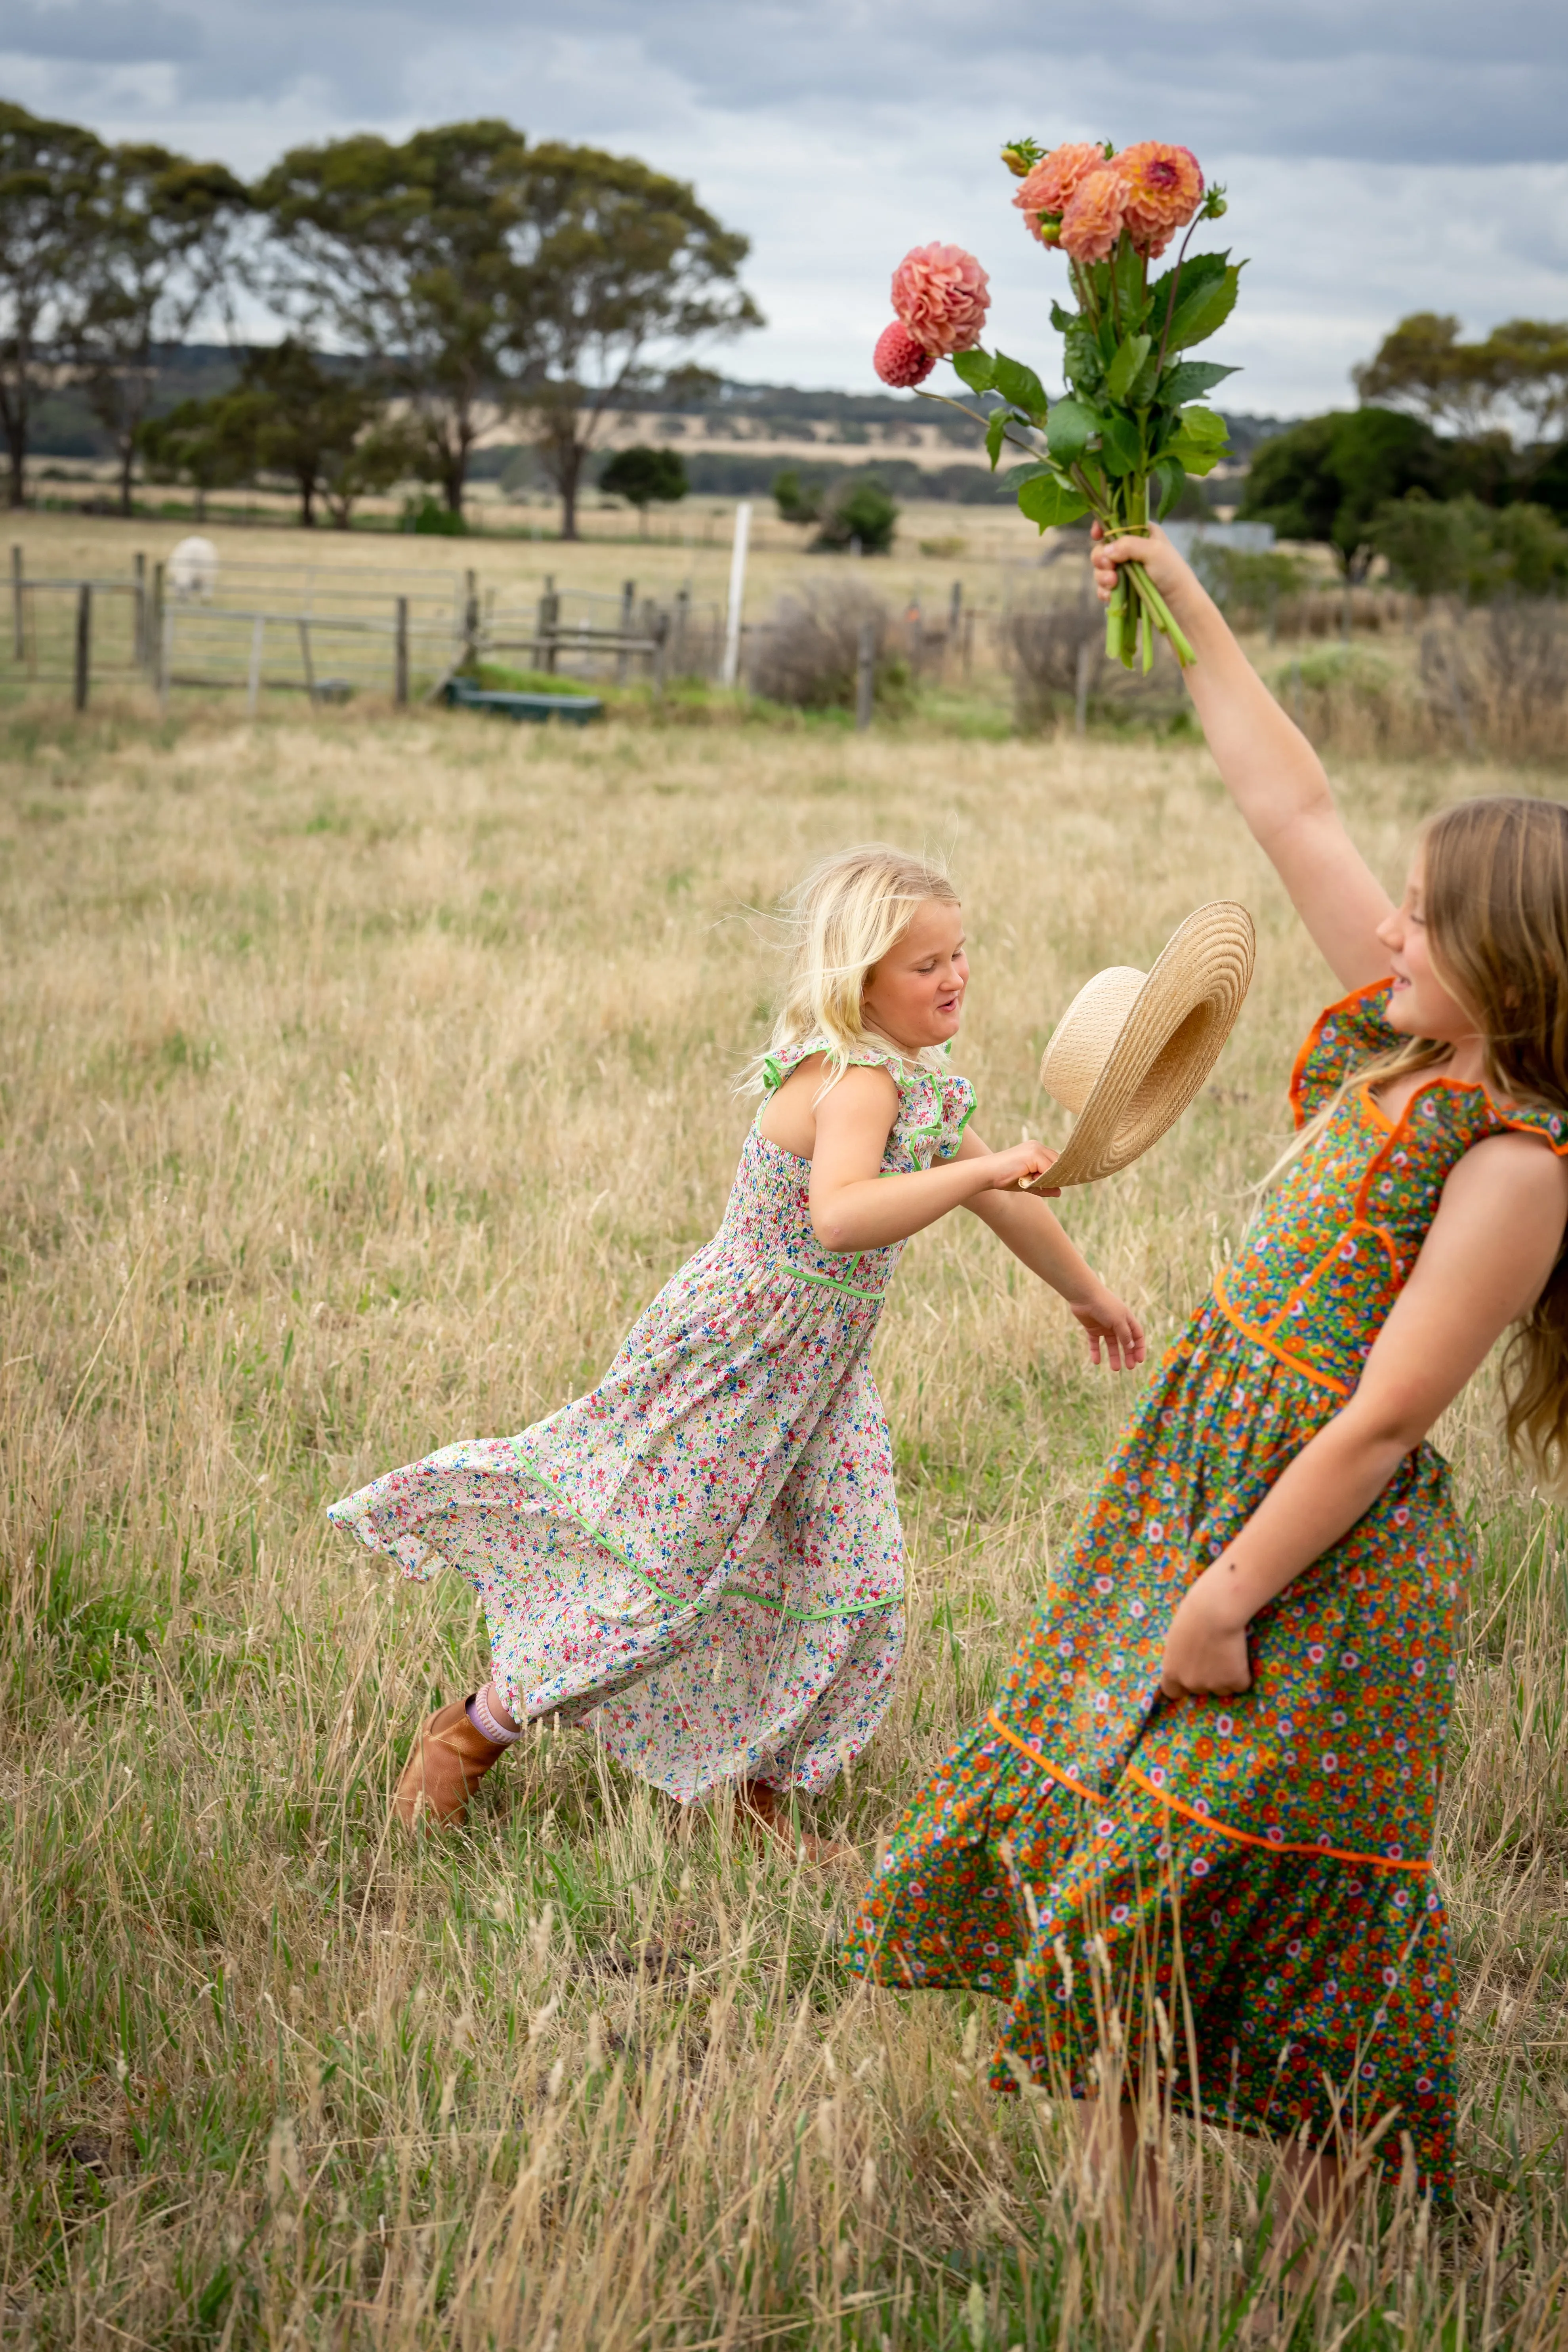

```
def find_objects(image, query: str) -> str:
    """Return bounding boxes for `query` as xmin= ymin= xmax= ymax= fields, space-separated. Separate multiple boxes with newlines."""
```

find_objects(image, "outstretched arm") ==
xmin=960 ymin=1127 xmax=1145 ymax=1370
xmin=1091 ymin=525 xmax=1394 ymax=993
xmin=1159 ymin=1131 xmax=1568 ymax=1698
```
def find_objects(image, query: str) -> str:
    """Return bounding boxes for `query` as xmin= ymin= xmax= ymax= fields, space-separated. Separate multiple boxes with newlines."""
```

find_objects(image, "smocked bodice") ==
xmin=715 ymin=1038 xmax=976 ymax=1303
xmin=1215 ymin=980 xmax=1568 ymax=1394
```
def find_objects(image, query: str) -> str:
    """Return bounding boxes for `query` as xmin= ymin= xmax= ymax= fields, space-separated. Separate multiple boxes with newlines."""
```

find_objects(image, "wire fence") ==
xmin=0 ymin=545 xmax=736 ymax=712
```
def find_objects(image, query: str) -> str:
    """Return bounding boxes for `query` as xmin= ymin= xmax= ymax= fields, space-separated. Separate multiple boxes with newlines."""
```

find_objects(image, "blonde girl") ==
xmin=852 ymin=530 xmax=1568 ymax=2210
xmin=329 ymin=845 xmax=1145 ymax=1845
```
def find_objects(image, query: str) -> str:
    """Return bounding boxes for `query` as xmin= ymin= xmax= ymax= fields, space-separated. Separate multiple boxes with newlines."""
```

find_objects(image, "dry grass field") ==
xmin=3 ymin=671 xmax=1567 ymax=2347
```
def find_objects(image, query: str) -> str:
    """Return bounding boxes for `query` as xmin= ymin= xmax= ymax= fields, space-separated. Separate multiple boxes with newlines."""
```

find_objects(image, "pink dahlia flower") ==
xmin=1058 ymin=167 xmax=1130 ymax=266
xmin=1114 ymin=141 xmax=1204 ymax=258
xmin=874 ymin=320 xmax=936 ymax=387
xmin=1011 ymin=142 xmax=1106 ymax=240
xmin=890 ymin=242 xmax=991 ymax=358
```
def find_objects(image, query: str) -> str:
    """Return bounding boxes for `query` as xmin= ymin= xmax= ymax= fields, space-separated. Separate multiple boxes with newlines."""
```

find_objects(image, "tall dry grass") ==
xmin=2 ymin=696 xmax=1567 ymax=2347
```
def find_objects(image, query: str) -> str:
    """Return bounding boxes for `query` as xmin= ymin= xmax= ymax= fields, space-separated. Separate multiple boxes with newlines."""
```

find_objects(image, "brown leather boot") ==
xmin=392 ymin=1697 xmax=510 ymax=1829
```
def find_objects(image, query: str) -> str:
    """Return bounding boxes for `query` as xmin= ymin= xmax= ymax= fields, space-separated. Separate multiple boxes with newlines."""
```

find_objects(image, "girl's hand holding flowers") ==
xmin=872 ymin=135 xmax=1239 ymax=672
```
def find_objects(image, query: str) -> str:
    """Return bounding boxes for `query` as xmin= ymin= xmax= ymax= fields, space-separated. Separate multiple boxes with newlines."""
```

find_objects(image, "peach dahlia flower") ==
xmin=890 ymin=242 xmax=991 ymax=357
xmin=1114 ymin=141 xmax=1204 ymax=258
xmin=1058 ymin=168 xmax=1130 ymax=266
xmin=1011 ymin=141 xmax=1107 ymax=239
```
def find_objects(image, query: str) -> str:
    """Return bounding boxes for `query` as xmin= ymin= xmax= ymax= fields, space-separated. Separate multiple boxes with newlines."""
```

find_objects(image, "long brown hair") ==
xmin=1420 ymin=798 xmax=1568 ymax=1482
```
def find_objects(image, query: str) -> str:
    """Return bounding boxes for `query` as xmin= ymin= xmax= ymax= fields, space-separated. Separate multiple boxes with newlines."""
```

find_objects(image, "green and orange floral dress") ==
xmin=850 ymin=982 xmax=1568 ymax=2197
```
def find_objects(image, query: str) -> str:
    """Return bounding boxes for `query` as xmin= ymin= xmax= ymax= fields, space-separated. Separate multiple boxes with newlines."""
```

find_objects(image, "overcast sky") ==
xmin=2 ymin=0 xmax=1564 ymax=415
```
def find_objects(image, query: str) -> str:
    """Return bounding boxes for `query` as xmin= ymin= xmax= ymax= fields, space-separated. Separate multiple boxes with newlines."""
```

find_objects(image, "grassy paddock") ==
xmin=2 ymin=696 xmax=1567 ymax=2348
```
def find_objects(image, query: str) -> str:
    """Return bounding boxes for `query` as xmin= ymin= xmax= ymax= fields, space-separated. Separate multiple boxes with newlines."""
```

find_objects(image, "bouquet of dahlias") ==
xmin=872 ymin=139 xmax=1237 ymax=669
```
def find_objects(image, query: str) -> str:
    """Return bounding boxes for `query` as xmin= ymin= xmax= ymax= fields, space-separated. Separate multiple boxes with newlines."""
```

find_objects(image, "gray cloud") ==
xmin=0 ymin=0 xmax=1563 ymax=408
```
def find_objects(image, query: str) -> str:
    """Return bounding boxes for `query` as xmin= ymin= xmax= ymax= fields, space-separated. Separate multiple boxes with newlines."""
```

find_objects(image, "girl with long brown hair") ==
xmin=851 ymin=526 xmax=1568 ymax=2214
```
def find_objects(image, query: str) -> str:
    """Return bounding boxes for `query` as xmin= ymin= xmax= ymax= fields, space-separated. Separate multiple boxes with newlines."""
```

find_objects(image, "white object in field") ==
xmin=168 ymin=536 xmax=218 ymax=599
xmin=721 ymin=501 xmax=751 ymax=689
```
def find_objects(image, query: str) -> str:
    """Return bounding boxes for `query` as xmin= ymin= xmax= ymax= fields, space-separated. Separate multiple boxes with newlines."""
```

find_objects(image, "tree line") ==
xmin=0 ymin=103 xmax=761 ymax=536
xmin=1239 ymin=311 xmax=1568 ymax=598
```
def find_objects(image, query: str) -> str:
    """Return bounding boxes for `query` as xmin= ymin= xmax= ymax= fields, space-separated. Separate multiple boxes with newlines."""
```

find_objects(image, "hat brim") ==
xmin=1025 ymin=900 xmax=1256 ymax=1189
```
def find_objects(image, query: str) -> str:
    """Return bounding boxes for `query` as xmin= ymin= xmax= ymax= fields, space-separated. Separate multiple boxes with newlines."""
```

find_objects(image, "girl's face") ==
xmin=862 ymin=898 xmax=968 ymax=1052
xmin=1378 ymin=858 xmax=1478 ymax=1045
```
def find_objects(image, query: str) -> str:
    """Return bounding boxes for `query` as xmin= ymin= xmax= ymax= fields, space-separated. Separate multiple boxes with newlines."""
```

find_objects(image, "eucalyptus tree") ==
xmin=504 ymin=144 xmax=761 ymax=540
xmin=256 ymin=120 xmax=525 ymax=513
xmin=0 ymin=101 xmax=105 ymax=508
xmin=72 ymin=144 xmax=251 ymax=513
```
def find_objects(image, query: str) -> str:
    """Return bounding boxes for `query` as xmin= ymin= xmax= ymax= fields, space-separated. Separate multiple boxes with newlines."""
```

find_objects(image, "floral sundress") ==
xmin=328 ymin=1039 xmax=975 ymax=1802
xmin=848 ymin=981 xmax=1568 ymax=2198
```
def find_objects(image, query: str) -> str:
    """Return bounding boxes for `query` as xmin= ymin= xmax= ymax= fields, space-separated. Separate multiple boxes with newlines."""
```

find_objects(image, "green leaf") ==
xmin=992 ymin=352 xmax=1047 ymax=422
xmin=1017 ymin=475 xmax=1089 ymax=532
xmin=1046 ymin=397 xmax=1096 ymax=465
xmin=1050 ymin=301 xmax=1078 ymax=334
xmin=1150 ymin=458 xmax=1186 ymax=519
xmin=1166 ymin=431 xmax=1223 ymax=477
xmin=1063 ymin=322 xmax=1103 ymax=394
xmin=1105 ymin=333 xmax=1153 ymax=404
xmin=984 ymin=408 xmax=1009 ymax=470
xmin=1112 ymin=234 xmax=1145 ymax=325
xmin=951 ymin=347 xmax=995 ymax=394
xmin=1099 ymin=412 xmax=1142 ymax=477
xmin=1176 ymin=404 xmax=1228 ymax=447
xmin=1166 ymin=264 xmax=1242 ymax=354
xmin=1160 ymin=359 xmax=1239 ymax=403
xmin=1128 ymin=352 xmax=1161 ymax=407
xmin=1147 ymin=248 xmax=1229 ymax=330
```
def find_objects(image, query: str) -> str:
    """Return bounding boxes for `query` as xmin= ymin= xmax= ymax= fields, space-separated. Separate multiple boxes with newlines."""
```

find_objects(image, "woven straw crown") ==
xmin=1026 ymin=902 xmax=1256 ymax=1189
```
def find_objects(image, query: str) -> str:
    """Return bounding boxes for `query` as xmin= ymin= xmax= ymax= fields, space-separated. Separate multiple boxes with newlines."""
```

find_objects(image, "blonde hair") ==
xmin=1273 ymin=796 xmax=1568 ymax=1482
xmin=746 ymin=843 xmax=959 ymax=1095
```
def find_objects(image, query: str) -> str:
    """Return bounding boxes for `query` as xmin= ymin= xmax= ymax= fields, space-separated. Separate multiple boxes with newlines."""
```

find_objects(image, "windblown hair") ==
xmin=746 ymin=843 xmax=959 ymax=1097
xmin=1280 ymin=796 xmax=1568 ymax=1484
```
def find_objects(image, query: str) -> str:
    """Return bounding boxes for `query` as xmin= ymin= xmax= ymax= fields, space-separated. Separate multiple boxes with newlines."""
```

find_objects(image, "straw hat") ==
xmin=1024 ymin=901 xmax=1256 ymax=1189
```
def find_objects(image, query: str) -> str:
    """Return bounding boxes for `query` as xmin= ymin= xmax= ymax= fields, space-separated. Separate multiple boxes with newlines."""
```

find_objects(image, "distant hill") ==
xmin=29 ymin=346 xmax=1291 ymax=505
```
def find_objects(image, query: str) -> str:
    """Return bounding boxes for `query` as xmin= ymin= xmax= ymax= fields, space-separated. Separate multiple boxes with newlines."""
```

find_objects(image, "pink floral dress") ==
xmin=328 ymin=1040 xmax=975 ymax=1802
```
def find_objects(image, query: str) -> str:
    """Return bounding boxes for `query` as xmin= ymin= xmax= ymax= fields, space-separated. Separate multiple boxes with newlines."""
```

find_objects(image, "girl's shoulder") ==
xmin=761 ymin=1036 xmax=975 ymax=1161
xmin=1288 ymin=979 xmax=1398 ymax=1125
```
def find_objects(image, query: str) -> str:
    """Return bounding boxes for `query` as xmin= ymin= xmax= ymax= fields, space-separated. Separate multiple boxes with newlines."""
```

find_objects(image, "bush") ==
xmin=773 ymin=468 xmax=823 ymax=526
xmin=400 ymin=493 xmax=467 ymax=536
xmin=1189 ymin=544 xmax=1307 ymax=624
xmin=812 ymin=476 xmax=898 ymax=555
xmin=1006 ymin=600 xmax=1106 ymax=733
xmin=599 ymin=445 xmax=687 ymax=515
xmin=1370 ymin=491 xmax=1568 ymax=599
xmin=746 ymin=584 xmax=904 ymax=710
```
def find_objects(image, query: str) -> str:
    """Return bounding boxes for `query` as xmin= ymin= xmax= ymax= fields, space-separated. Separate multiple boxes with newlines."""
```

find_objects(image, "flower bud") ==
xmin=1000 ymin=139 xmax=1042 ymax=179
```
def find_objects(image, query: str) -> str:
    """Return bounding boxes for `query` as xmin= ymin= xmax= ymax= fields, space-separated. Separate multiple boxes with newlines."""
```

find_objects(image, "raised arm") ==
xmin=1092 ymin=525 xmax=1395 ymax=993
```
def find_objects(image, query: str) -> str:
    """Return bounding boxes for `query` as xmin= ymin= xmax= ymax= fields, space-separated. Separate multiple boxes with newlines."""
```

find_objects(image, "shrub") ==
xmin=1005 ymin=600 xmax=1106 ymax=733
xmin=599 ymin=445 xmax=687 ymax=520
xmin=400 ymin=493 xmax=467 ymax=536
xmin=1371 ymin=491 xmax=1568 ymax=600
xmin=812 ymin=476 xmax=898 ymax=555
xmin=773 ymin=468 xmax=824 ymax=526
xmin=746 ymin=583 xmax=902 ymax=710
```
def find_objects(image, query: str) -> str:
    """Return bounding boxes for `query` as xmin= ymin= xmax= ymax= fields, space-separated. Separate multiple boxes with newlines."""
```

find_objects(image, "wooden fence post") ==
xmin=617 ymin=579 xmax=635 ymax=683
xmin=297 ymin=619 xmax=317 ymax=703
xmin=10 ymin=544 xmax=22 ymax=661
xmin=133 ymin=551 xmax=146 ymax=666
xmin=395 ymin=597 xmax=410 ymax=706
xmin=538 ymin=575 xmax=558 ymax=674
xmin=855 ymin=620 xmax=875 ymax=731
xmin=246 ymin=615 xmax=265 ymax=718
xmin=73 ymin=584 xmax=91 ymax=712
xmin=464 ymin=568 xmax=479 ymax=666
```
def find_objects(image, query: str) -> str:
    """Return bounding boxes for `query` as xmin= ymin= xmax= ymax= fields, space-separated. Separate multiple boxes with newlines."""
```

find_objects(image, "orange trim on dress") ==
xmin=983 ymin=1713 xmax=1431 ymax=1877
